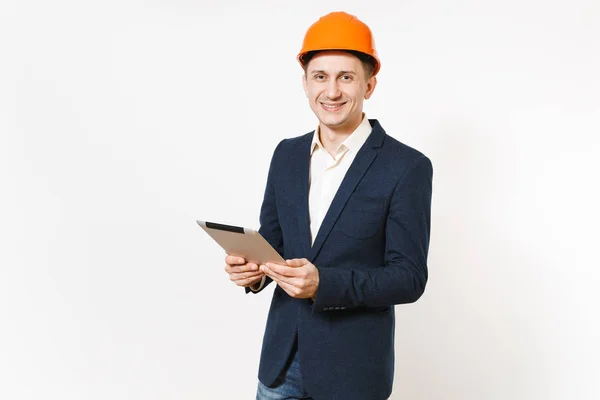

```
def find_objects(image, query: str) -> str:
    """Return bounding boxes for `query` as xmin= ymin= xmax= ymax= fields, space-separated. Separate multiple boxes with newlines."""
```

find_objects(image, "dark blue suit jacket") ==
xmin=247 ymin=119 xmax=433 ymax=400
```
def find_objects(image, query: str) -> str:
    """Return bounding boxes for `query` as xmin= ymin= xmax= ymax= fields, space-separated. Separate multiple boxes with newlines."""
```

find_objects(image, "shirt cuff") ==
xmin=249 ymin=275 xmax=266 ymax=292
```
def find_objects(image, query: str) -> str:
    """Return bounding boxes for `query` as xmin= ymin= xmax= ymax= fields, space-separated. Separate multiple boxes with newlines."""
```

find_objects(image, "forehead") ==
xmin=306 ymin=51 xmax=363 ymax=73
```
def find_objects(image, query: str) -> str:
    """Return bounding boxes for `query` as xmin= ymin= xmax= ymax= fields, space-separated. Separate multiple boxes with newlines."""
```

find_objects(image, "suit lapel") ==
xmin=291 ymin=133 xmax=313 ymax=258
xmin=308 ymin=120 xmax=386 ymax=261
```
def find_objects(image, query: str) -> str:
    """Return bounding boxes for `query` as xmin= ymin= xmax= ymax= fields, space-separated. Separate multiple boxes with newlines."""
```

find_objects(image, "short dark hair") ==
xmin=301 ymin=50 xmax=377 ymax=78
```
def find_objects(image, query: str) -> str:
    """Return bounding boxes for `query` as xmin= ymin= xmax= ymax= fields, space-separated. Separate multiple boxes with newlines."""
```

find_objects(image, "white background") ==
xmin=1 ymin=0 xmax=599 ymax=399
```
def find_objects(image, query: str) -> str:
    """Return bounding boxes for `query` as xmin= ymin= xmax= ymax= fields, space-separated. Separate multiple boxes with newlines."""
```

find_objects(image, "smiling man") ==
xmin=224 ymin=11 xmax=433 ymax=400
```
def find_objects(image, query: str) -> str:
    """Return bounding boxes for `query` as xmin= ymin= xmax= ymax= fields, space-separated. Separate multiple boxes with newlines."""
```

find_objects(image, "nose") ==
xmin=326 ymin=79 xmax=342 ymax=100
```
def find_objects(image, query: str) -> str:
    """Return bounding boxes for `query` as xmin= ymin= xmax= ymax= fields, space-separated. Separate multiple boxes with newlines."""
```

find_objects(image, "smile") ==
xmin=320 ymin=102 xmax=347 ymax=111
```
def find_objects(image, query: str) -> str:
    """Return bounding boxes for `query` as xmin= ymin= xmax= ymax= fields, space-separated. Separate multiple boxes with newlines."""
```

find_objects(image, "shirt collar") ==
xmin=310 ymin=114 xmax=372 ymax=156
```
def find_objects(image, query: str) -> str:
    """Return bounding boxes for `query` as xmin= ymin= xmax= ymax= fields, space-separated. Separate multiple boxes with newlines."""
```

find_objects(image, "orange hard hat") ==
xmin=297 ymin=11 xmax=381 ymax=76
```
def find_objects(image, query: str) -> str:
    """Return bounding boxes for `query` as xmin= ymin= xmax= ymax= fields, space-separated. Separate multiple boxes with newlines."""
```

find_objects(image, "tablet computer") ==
xmin=196 ymin=220 xmax=285 ymax=265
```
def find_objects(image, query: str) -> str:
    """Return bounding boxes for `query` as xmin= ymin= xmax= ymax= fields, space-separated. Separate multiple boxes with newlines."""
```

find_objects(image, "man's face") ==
xmin=302 ymin=51 xmax=376 ymax=133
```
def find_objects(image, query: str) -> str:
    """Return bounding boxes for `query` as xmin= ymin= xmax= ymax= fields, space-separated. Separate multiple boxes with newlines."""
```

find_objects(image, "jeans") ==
xmin=256 ymin=346 xmax=313 ymax=400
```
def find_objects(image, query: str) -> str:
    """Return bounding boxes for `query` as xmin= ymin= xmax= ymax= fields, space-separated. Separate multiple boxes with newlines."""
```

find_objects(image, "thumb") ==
xmin=286 ymin=258 xmax=308 ymax=267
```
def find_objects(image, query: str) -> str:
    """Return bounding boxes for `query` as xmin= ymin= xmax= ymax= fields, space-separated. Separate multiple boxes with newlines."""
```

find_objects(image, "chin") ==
xmin=318 ymin=113 xmax=348 ymax=128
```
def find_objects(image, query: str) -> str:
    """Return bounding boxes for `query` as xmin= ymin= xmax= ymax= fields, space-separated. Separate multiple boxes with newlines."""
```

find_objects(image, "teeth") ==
xmin=322 ymin=103 xmax=344 ymax=109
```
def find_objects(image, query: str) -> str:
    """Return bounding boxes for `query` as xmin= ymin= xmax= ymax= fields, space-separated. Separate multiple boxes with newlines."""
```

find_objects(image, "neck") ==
xmin=318 ymin=114 xmax=364 ymax=154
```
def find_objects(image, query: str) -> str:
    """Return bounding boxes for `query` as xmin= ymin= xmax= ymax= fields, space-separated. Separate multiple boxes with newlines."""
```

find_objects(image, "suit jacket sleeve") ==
xmin=313 ymin=155 xmax=433 ymax=307
xmin=245 ymin=140 xmax=286 ymax=294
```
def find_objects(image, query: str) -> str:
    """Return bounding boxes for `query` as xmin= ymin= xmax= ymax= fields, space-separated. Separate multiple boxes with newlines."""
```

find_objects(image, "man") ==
xmin=224 ymin=11 xmax=433 ymax=400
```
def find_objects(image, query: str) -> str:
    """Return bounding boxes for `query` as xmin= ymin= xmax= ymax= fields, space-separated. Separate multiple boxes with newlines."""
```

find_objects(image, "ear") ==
xmin=302 ymin=74 xmax=308 ymax=97
xmin=364 ymin=76 xmax=377 ymax=100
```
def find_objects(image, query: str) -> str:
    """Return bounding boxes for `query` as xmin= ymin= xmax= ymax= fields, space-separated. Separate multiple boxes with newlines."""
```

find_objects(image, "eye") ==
xmin=340 ymin=75 xmax=353 ymax=81
xmin=314 ymin=74 xmax=326 ymax=81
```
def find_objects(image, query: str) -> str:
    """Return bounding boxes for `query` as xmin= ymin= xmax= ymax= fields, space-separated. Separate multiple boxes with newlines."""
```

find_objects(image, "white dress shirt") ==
xmin=308 ymin=115 xmax=372 ymax=244
xmin=251 ymin=115 xmax=372 ymax=291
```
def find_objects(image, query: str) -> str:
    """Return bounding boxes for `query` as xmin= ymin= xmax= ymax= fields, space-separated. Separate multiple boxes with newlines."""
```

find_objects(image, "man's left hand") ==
xmin=260 ymin=258 xmax=319 ymax=300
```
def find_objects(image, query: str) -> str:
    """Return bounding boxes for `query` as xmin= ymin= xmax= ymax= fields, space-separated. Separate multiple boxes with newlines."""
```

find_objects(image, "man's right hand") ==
xmin=224 ymin=255 xmax=265 ymax=288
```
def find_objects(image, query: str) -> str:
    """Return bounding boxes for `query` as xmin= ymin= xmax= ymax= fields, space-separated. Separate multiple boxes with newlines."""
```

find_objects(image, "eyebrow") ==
xmin=310 ymin=70 xmax=357 ymax=76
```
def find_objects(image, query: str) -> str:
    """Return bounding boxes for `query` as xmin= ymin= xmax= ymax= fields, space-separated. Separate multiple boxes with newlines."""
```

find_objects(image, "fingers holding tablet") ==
xmin=224 ymin=255 xmax=264 ymax=287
